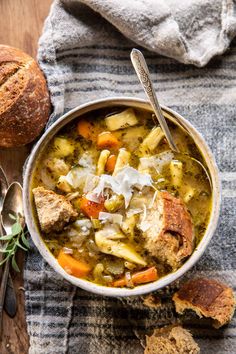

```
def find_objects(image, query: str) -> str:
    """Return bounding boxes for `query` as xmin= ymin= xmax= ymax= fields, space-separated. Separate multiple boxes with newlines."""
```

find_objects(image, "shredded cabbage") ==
xmin=63 ymin=152 xmax=96 ymax=190
xmin=78 ymin=152 xmax=95 ymax=168
xmin=64 ymin=167 xmax=89 ymax=189
xmin=83 ymin=174 xmax=99 ymax=193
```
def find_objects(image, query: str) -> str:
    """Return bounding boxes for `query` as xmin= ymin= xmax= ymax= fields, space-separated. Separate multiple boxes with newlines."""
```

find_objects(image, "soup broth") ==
xmin=32 ymin=107 xmax=212 ymax=288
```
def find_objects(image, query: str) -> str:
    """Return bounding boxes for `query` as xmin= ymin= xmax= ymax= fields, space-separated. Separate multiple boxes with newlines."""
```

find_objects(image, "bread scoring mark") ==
xmin=0 ymin=61 xmax=21 ymax=87
xmin=0 ymin=66 xmax=28 ymax=115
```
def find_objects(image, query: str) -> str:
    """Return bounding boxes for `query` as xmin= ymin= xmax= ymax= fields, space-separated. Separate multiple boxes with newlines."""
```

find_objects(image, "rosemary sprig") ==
xmin=0 ymin=213 xmax=30 ymax=272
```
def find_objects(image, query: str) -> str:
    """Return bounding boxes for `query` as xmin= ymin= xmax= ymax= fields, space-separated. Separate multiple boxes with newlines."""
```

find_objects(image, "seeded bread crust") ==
xmin=145 ymin=325 xmax=200 ymax=354
xmin=173 ymin=278 xmax=236 ymax=328
xmin=0 ymin=45 xmax=50 ymax=147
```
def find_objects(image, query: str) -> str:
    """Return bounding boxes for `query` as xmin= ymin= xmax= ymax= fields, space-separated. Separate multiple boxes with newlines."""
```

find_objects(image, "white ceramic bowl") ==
xmin=23 ymin=97 xmax=221 ymax=297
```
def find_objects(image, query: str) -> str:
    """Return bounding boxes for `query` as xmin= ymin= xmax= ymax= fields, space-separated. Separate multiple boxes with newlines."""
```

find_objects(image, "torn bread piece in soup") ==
xmin=32 ymin=107 xmax=212 ymax=288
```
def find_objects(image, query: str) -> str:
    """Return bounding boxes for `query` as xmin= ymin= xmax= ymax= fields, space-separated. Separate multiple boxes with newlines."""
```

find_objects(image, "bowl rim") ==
xmin=23 ymin=97 xmax=221 ymax=297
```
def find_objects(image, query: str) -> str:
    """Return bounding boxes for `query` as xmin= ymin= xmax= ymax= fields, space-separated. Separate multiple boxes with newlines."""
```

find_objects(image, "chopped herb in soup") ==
xmin=32 ymin=107 xmax=212 ymax=288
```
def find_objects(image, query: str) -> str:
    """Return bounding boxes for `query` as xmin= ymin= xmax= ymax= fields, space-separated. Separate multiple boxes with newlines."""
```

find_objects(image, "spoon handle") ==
xmin=0 ymin=259 xmax=9 ymax=340
xmin=0 ymin=222 xmax=17 ymax=327
xmin=130 ymin=48 xmax=178 ymax=152
xmin=4 ymin=271 xmax=17 ymax=318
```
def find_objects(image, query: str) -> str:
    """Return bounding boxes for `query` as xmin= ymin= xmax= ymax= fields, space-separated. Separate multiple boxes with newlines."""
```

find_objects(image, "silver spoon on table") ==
xmin=0 ymin=182 xmax=23 ymax=338
xmin=0 ymin=168 xmax=17 ymax=319
xmin=130 ymin=48 xmax=212 ymax=189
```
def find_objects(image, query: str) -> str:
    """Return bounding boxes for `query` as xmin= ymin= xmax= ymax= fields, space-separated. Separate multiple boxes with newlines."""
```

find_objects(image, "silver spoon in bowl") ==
xmin=0 ymin=182 xmax=24 ymax=337
xmin=130 ymin=48 xmax=212 ymax=189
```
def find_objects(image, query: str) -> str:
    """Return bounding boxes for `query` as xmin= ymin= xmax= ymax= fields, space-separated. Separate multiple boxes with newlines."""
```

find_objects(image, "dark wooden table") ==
xmin=0 ymin=1 xmax=52 ymax=352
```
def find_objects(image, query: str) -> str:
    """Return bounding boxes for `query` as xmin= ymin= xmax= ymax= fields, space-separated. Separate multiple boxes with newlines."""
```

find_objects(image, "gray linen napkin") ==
xmin=24 ymin=0 xmax=236 ymax=353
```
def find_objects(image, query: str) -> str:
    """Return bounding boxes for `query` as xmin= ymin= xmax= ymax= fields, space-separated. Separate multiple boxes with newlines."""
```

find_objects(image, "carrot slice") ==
xmin=105 ymin=154 xmax=117 ymax=173
xmin=112 ymin=267 xmax=158 ymax=287
xmin=57 ymin=250 xmax=91 ymax=278
xmin=97 ymin=132 xmax=120 ymax=150
xmin=77 ymin=120 xmax=97 ymax=141
xmin=80 ymin=196 xmax=105 ymax=218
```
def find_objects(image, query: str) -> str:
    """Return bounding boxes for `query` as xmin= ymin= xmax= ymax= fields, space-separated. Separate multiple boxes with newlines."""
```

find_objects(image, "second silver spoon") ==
xmin=0 ymin=167 xmax=17 ymax=320
xmin=0 ymin=182 xmax=24 ymax=338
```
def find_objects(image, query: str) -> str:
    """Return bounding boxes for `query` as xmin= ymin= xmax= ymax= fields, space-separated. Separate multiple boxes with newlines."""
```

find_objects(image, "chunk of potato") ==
xmin=105 ymin=108 xmax=138 ymax=131
xmin=120 ymin=126 xmax=148 ymax=153
xmin=44 ymin=157 xmax=70 ymax=176
xmin=95 ymin=230 xmax=146 ymax=266
xmin=57 ymin=176 xmax=72 ymax=193
xmin=64 ymin=166 xmax=90 ymax=191
xmin=53 ymin=137 xmax=75 ymax=157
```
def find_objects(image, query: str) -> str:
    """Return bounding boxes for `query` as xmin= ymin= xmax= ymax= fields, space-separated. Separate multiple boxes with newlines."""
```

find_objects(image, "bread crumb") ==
xmin=143 ymin=294 xmax=162 ymax=308
xmin=145 ymin=325 xmax=200 ymax=354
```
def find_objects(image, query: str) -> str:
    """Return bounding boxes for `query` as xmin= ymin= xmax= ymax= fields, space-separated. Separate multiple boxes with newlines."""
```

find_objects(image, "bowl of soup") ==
xmin=23 ymin=97 xmax=221 ymax=297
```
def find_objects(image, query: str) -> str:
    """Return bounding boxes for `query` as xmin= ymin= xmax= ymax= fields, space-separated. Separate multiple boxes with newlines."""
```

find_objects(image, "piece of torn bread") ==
xmin=33 ymin=186 xmax=78 ymax=233
xmin=143 ymin=294 xmax=162 ymax=308
xmin=142 ymin=191 xmax=194 ymax=270
xmin=173 ymin=278 xmax=236 ymax=328
xmin=144 ymin=325 xmax=200 ymax=354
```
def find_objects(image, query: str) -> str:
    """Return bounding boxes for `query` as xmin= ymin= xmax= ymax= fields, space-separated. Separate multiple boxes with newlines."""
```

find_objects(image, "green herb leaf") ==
xmin=0 ymin=234 xmax=14 ymax=241
xmin=0 ymin=254 xmax=10 ymax=265
xmin=21 ymin=232 xmax=30 ymax=249
xmin=11 ymin=223 xmax=22 ymax=236
xmin=15 ymin=240 xmax=28 ymax=251
xmin=0 ymin=212 xmax=29 ymax=273
xmin=11 ymin=255 xmax=20 ymax=272
xmin=0 ymin=247 xmax=11 ymax=253
xmin=5 ymin=242 xmax=15 ymax=251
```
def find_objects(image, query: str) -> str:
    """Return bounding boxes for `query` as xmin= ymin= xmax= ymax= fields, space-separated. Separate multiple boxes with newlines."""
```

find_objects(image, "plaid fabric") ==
xmin=24 ymin=1 xmax=236 ymax=353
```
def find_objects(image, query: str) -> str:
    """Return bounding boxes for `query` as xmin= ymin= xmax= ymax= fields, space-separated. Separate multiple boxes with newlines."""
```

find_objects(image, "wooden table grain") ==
xmin=0 ymin=1 xmax=52 ymax=353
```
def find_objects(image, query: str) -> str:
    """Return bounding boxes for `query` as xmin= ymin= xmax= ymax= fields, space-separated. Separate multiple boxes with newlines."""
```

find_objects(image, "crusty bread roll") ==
xmin=0 ymin=45 xmax=50 ymax=147
xmin=145 ymin=325 xmax=200 ymax=354
xmin=173 ymin=278 xmax=236 ymax=328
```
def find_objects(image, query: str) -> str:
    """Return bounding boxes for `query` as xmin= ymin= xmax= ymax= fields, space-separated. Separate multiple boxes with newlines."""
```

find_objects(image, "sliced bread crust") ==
xmin=173 ymin=278 xmax=236 ymax=328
